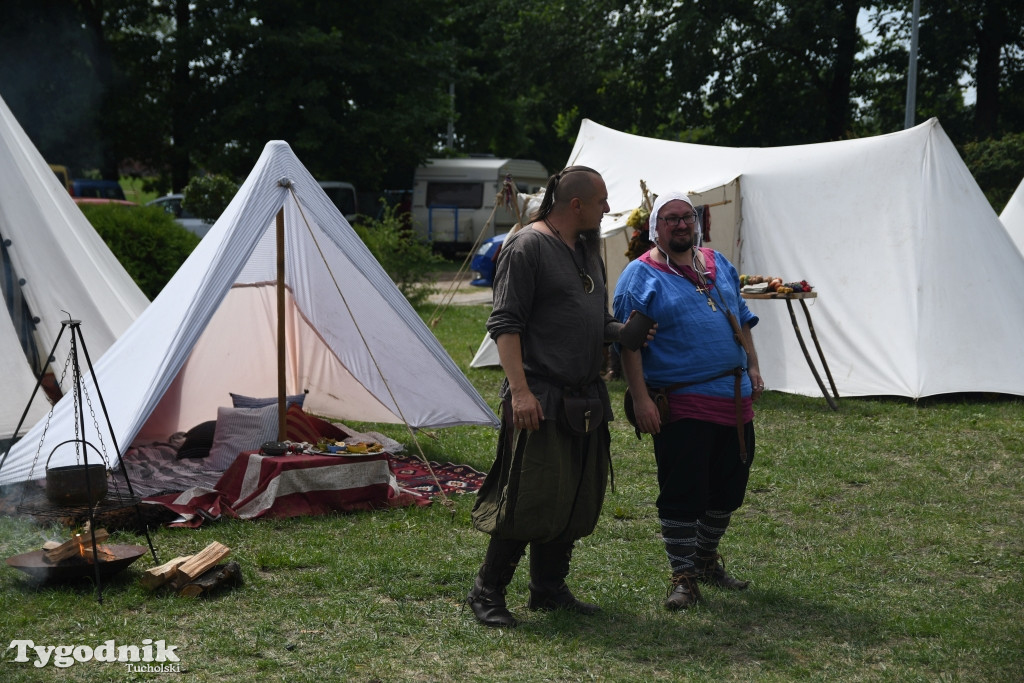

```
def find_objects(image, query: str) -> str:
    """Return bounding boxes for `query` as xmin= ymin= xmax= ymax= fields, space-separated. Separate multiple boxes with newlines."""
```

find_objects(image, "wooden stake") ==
xmin=276 ymin=206 xmax=287 ymax=441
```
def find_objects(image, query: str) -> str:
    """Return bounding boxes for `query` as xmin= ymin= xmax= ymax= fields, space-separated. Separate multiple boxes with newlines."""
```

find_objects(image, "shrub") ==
xmin=79 ymin=203 xmax=199 ymax=299
xmin=182 ymin=174 xmax=239 ymax=221
xmin=351 ymin=202 xmax=442 ymax=307
xmin=962 ymin=132 xmax=1024 ymax=213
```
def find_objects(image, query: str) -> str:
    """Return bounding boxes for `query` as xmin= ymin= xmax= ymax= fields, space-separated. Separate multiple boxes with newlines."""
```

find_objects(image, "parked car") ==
xmin=146 ymin=194 xmax=213 ymax=238
xmin=470 ymin=232 xmax=507 ymax=286
xmin=71 ymin=179 xmax=126 ymax=200
xmin=318 ymin=181 xmax=359 ymax=223
xmin=49 ymin=164 xmax=73 ymax=194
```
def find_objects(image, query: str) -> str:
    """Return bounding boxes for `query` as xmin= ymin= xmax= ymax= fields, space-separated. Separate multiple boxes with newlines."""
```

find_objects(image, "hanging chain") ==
xmin=27 ymin=348 xmax=74 ymax=480
xmin=81 ymin=384 xmax=110 ymax=469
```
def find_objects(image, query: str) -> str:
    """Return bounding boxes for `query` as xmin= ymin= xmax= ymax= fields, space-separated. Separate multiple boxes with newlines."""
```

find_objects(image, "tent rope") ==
xmin=288 ymin=190 xmax=459 ymax=515
xmin=427 ymin=174 xmax=523 ymax=328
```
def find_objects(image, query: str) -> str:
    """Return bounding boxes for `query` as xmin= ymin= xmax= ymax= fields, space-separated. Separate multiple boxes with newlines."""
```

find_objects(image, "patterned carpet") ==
xmin=387 ymin=453 xmax=486 ymax=501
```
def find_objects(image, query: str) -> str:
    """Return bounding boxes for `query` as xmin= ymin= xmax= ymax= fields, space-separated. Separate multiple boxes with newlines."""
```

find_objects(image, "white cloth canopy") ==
xmin=475 ymin=118 xmax=1024 ymax=400
xmin=1 ymin=140 xmax=498 ymax=485
xmin=0 ymin=92 xmax=148 ymax=443
xmin=1000 ymin=178 xmax=1024 ymax=255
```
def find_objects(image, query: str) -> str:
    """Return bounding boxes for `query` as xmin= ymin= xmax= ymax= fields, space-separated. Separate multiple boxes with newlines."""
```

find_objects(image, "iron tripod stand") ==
xmin=0 ymin=317 xmax=159 ymax=603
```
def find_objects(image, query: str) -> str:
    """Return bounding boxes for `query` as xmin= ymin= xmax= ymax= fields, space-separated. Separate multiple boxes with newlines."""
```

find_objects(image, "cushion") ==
xmin=176 ymin=420 xmax=218 ymax=460
xmin=207 ymin=404 xmax=280 ymax=470
xmin=307 ymin=414 xmax=352 ymax=442
xmin=230 ymin=392 xmax=306 ymax=410
xmin=284 ymin=403 xmax=321 ymax=445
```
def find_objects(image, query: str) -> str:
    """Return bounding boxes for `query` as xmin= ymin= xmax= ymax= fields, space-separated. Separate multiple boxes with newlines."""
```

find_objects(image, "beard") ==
xmin=580 ymin=227 xmax=601 ymax=247
xmin=667 ymin=232 xmax=694 ymax=253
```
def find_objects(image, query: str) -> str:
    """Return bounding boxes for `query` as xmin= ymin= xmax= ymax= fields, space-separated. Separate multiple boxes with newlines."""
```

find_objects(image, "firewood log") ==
xmin=178 ymin=561 xmax=243 ymax=598
xmin=170 ymin=542 xmax=230 ymax=590
xmin=140 ymin=556 xmax=192 ymax=591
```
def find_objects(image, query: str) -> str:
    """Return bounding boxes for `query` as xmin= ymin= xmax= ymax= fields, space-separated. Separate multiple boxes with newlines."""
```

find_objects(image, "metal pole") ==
xmin=904 ymin=0 xmax=921 ymax=129
xmin=447 ymin=83 xmax=455 ymax=149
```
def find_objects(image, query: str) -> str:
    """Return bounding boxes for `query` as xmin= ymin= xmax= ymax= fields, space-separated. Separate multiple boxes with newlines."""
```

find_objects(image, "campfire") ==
xmin=5 ymin=523 xmax=147 ymax=585
xmin=42 ymin=524 xmax=116 ymax=564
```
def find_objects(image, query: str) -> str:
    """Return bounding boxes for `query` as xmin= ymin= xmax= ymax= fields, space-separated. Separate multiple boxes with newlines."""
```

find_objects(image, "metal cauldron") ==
xmin=45 ymin=440 xmax=108 ymax=506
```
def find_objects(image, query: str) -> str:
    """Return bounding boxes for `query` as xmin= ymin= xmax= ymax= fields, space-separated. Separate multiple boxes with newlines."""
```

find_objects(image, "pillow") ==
xmin=307 ymin=414 xmax=352 ymax=442
xmin=230 ymin=392 xmax=306 ymax=409
xmin=207 ymin=404 xmax=280 ymax=470
xmin=176 ymin=420 xmax=218 ymax=460
xmin=284 ymin=403 xmax=321 ymax=445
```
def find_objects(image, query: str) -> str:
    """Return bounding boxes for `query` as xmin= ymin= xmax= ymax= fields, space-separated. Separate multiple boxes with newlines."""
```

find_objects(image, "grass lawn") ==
xmin=1 ymin=303 xmax=1021 ymax=682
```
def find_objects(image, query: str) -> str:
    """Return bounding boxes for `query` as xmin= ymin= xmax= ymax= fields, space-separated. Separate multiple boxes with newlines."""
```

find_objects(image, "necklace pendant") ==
xmin=581 ymin=272 xmax=595 ymax=294
xmin=707 ymin=298 xmax=716 ymax=311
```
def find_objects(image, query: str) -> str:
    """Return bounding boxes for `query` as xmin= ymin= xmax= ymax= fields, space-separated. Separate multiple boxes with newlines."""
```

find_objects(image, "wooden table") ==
xmin=741 ymin=291 xmax=839 ymax=410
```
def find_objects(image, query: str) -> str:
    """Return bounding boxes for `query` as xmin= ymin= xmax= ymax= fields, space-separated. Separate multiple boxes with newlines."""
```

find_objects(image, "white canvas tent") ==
xmin=474 ymin=118 xmax=1024 ymax=400
xmin=1000 ymin=178 xmax=1024 ymax=255
xmin=0 ymin=140 xmax=499 ymax=485
xmin=0 ymin=93 xmax=149 ymax=445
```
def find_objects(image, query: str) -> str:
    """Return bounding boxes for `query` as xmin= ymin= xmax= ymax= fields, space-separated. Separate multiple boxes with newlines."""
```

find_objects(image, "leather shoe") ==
xmin=467 ymin=576 xmax=518 ymax=627
xmin=695 ymin=552 xmax=750 ymax=590
xmin=664 ymin=573 xmax=702 ymax=610
xmin=527 ymin=583 xmax=600 ymax=615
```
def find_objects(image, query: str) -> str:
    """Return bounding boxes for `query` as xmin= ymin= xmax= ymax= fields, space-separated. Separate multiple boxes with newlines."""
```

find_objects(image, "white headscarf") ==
xmin=648 ymin=191 xmax=702 ymax=247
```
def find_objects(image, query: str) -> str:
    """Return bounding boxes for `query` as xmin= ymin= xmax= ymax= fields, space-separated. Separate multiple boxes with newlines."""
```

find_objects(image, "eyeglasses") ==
xmin=658 ymin=213 xmax=697 ymax=226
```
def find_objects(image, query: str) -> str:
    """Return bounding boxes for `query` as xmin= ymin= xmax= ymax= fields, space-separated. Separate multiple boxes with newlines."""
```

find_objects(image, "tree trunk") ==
xmin=973 ymin=1 xmax=1005 ymax=139
xmin=825 ymin=0 xmax=863 ymax=140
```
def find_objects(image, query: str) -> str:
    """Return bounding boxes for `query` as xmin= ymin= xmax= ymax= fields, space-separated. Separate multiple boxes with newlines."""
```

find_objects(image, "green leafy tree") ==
xmin=182 ymin=174 xmax=239 ymax=222
xmin=866 ymin=0 xmax=1024 ymax=140
xmin=962 ymin=132 xmax=1024 ymax=212
xmin=352 ymin=203 xmax=443 ymax=308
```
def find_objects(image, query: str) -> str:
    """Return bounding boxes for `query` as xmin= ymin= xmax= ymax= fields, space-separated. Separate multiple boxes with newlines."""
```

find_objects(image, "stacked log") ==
xmin=140 ymin=541 xmax=241 ymax=597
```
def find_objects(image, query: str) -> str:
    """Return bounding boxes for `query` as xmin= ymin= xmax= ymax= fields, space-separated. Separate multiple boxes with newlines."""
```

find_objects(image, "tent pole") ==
xmin=276 ymin=207 xmax=286 ymax=441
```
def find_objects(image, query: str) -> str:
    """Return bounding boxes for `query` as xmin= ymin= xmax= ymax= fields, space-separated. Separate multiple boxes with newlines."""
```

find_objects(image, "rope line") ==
xmin=288 ymin=190 xmax=456 ymax=513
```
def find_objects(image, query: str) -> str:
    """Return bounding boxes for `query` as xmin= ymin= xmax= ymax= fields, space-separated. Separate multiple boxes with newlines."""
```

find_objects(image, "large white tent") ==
xmin=1000 ymin=178 xmax=1024 ymax=255
xmin=474 ymin=118 xmax=1024 ymax=400
xmin=0 ymin=93 xmax=149 ymax=444
xmin=0 ymin=140 xmax=499 ymax=485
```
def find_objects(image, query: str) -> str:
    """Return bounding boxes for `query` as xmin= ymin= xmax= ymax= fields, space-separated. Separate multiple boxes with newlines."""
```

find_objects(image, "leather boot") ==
xmin=694 ymin=551 xmax=750 ymax=590
xmin=526 ymin=541 xmax=600 ymax=615
xmin=466 ymin=538 xmax=526 ymax=627
xmin=664 ymin=571 xmax=702 ymax=610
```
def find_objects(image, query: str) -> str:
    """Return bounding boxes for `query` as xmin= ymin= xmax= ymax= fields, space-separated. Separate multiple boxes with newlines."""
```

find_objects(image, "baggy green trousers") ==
xmin=472 ymin=409 xmax=610 ymax=544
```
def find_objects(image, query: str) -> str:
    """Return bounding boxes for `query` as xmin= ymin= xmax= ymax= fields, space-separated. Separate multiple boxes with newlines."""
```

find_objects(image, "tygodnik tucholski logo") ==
xmin=8 ymin=638 xmax=181 ymax=672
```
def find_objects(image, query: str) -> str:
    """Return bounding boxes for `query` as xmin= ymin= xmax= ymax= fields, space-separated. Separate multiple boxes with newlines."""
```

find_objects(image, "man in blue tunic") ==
xmin=614 ymin=191 xmax=764 ymax=610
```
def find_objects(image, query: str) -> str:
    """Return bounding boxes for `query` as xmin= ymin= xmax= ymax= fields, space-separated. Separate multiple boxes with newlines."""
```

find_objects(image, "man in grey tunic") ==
xmin=467 ymin=166 xmax=631 ymax=627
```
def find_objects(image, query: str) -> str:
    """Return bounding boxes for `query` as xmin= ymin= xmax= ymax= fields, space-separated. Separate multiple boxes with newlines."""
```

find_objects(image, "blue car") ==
xmin=470 ymin=233 xmax=508 ymax=286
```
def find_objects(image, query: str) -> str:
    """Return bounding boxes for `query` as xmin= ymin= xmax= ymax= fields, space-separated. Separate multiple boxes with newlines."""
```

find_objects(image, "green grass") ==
xmin=1 ymin=303 xmax=1022 ymax=682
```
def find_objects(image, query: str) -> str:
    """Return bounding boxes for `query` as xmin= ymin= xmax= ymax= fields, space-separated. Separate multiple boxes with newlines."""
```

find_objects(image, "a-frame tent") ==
xmin=474 ymin=118 xmax=1024 ymax=400
xmin=0 ymin=140 xmax=498 ymax=485
xmin=1000 ymin=178 xmax=1024 ymax=255
xmin=0 ymin=93 xmax=149 ymax=445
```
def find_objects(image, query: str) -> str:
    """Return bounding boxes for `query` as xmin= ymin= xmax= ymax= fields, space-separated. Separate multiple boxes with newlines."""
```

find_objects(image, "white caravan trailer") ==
xmin=411 ymin=157 xmax=548 ymax=255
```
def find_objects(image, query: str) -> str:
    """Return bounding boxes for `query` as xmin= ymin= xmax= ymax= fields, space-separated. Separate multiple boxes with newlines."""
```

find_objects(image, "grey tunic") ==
xmin=472 ymin=226 xmax=620 ymax=542
xmin=486 ymin=227 xmax=618 ymax=415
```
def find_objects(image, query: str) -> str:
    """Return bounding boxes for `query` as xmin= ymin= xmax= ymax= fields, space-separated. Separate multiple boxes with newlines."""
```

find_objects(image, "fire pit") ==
xmin=6 ymin=544 xmax=147 ymax=583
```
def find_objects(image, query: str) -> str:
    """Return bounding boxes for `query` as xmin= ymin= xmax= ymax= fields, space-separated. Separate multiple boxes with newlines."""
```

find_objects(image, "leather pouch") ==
xmin=559 ymin=396 xmax=604 ymax=435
